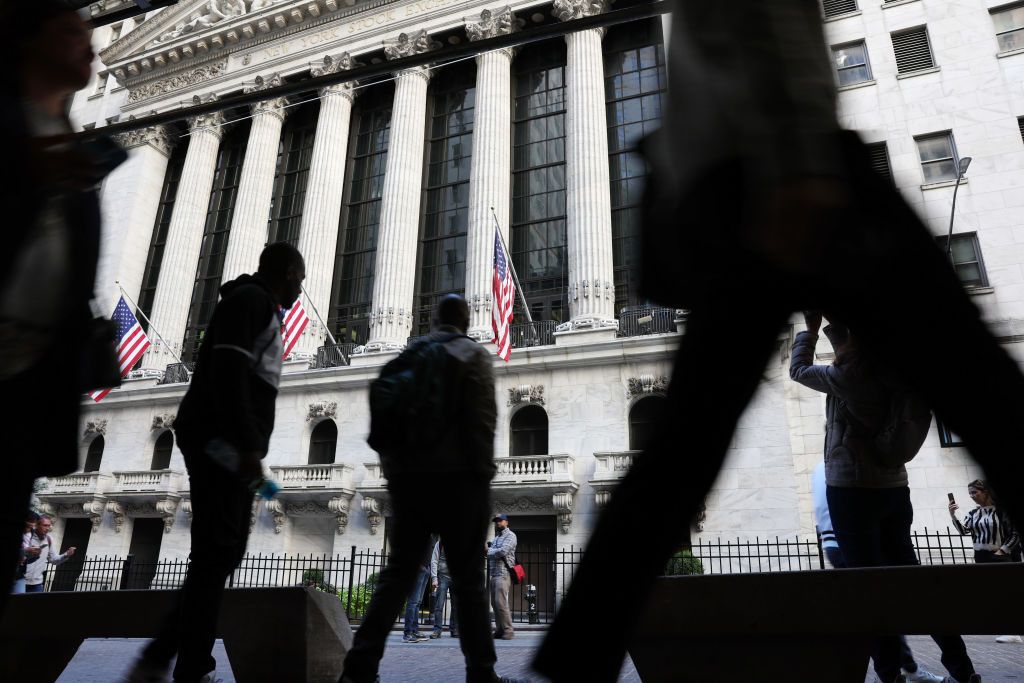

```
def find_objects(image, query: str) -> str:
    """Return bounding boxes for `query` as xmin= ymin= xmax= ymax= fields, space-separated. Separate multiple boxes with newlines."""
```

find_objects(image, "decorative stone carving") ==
xmin=362 ymin=496 xmax=382 ymax=534
xmin=152 ymin=0 xmax=247 ymax=45
xmin=312 ymin=53 xmax=360 ymax=98
xmin=328 ymin=496 xmax=350 ymax=535
xmin=83 ymin=498 xmax=105 ymax=533
xmin=83 ymin=420 xmax=108 ymax=437
xmin=626 ymin=374 xmax=669 ymax=399
xmin=594 ymin=490 xmax=612 ymax=508
xmin=507 ymin=384 xmax=544 ymax=407
xmin=155 ymin=498 xmax=179 ymax=533
xmin=151 ymin=413 xmax=176 ymax=431
xmin=492 ymin=496 xmax=548 ymax=513
xmin=556 ymin=316 xmax=618 ymax=333
xmin=384 ymin=30 xmax=442 ymax=60
xmin=38 ymin=503 xmax=57 ymax=517
xmin=250 ymin=499 xmax=258 ymax=534
xmin=265 ymin=499 xmax=287 ymax=534
xmin=692 ymin=496 xmax=707 ymax=533
xmin=181 ymin=499 xmax=193 ymax=526
xmin=466 ymin=7 xmax=518 ymax=41
xmin=552 ymin=0 xmax=610 ymax=21
xmin=552 ymin=491 xmax=574 ymax=533
xmin=106 ymin=501 xmax=126 ymax=533
xmin=307 ymin=401 xmax=338 ymax=422
xmin=127 ymin=61 xmax=228 ymax=103
xmin=188 ymin=99 xmax=227 ymax=138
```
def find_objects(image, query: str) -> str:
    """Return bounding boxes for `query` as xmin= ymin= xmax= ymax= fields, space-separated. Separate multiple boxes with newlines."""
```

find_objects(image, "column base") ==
xmin=348 ymin=343 xmax=402 ymax=367
xmin=553 ymin=319 xmax=619 ymax=346
xmin=467 ymin=329 xmax=493 ymax=344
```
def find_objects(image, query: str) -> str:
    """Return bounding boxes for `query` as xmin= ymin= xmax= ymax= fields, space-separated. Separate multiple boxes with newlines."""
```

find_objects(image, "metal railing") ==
xmin=311 ymin=344 xmax=354 ymax=369
xmin=509 ymin=321 xmax=556 ymax=349
xmin=39 ymin=530 xmax=983 ymax=622
xmin=617 ymin=306 xmax=678 ymax=338
xmin=158 ymin=362 xmax=195 ymax=385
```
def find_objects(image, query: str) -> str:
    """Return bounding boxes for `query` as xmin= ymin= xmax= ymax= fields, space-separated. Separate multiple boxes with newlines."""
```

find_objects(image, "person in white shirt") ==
xmin=22 ymin=515 xmax=74 ymax=593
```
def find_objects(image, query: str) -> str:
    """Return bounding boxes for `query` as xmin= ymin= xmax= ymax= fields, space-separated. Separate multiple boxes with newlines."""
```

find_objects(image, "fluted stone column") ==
xmin=554 ymin=0 xmax=618 ymax=337
xmin=141 ymin=107 xmax=225 ymax=370
xmin=293 ymin=55 xmax=358 ymax=357
xmin=465 ymin=8 xmax=516 ymax=342
xmin=221 ymin=74 xmax=288 ymax=283
xmin=95 ymin=125 xmax=175 ymax=314
xmin=363 ymin=31 xmax=439 ymax=352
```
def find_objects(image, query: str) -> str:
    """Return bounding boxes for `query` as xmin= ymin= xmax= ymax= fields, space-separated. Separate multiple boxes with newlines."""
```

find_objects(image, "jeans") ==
xmin=23 ymin=583 xmax=43 ymax=594
xmin=432 ymin=574 xmax=458 ymax=634
xmin=143 ymin=445 xmax=254 ymax=682
xmin=489 ymin=574 xmax=512 ymax=637
xmin=827 ymin=485 xmax=975 ymax=683
xmin=10 ymin=578 xmax=25 ymax=594
xmin=404 ymin=567 xmax=430 ymax=635
xmin=342 ymin=474 xmax=497 ymax=683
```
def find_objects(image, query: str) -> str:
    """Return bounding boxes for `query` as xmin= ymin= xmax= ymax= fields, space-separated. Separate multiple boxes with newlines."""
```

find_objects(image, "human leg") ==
xmin=0 ymin=473 xmax=34 ymax=617
xmin=490 ymin=575 xmax=512 ymax=638
xmin=403 ymin=567 xmax=430 ymax=638
xmin=432 ymin=574 xmax=452 ymax=635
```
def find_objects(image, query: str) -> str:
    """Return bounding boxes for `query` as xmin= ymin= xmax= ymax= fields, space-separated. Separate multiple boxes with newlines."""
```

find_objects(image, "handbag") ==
xmin=79 ymin=317 xmax=122 ymax=393
xmin=504 ymin=557 xmax=526 ymax=586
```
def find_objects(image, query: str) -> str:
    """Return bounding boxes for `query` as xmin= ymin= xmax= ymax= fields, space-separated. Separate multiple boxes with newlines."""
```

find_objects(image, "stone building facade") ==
xmin=37 ymin=0 xmax=1024 ymax=581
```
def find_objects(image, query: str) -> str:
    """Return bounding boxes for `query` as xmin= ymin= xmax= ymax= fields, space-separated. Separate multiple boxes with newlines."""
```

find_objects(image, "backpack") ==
xmin=842 ymin=389 xmax=932 ymax=467
xmin=367 ymin=333 xmax=467 ymax=454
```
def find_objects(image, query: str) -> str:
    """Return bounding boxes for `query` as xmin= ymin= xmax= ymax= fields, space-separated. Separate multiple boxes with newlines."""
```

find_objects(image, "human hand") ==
xmin=66 ymin=547 xmax=76 ymax=557
xmin=803 ymin=311 xmax=822 ymax=334
xmin=995 ymin=549 xmax=1006 ymax=556
xmin=948 ymin=502 xmax=959 ymax=515
xmin=432 ymin=579 xmax=438 ymax=590
xmin=25 ymin=547 xmax=41 ymax=557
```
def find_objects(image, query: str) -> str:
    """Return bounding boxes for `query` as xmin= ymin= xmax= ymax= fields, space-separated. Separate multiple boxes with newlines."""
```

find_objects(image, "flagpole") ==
xmin=300 ymin=284 xmax=337 ymax=346
xmin=490 ymin=208 xmax=538 ymax=346
xmin=115 ymin=281 xmax=189 ymax=372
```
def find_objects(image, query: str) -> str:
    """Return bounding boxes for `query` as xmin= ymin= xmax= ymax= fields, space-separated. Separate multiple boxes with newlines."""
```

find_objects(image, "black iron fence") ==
xmin=158 ymin=362 xmax=196 ymax=385
xmin=617 ymin=306 xmax=678 ymax=338
xmin=311 ymin=343 xmax=355 ymax=369
xmin=509 ymin=320 xmax=556 ymax=349
xmin=40 ymin=530 xmax=981 ymax=623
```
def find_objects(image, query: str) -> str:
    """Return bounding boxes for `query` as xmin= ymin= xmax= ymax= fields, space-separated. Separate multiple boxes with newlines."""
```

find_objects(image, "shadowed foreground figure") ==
xmin=533 ymin=2 xmax=1024 ymax=682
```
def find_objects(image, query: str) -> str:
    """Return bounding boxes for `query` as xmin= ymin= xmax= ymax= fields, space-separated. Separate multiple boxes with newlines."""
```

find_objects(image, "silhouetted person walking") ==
xmin=126 ymin=243 xmax=305 ymax=683
xmin=534 ymin=2 xmax=1024 ymax=681
xmin=341 ymin=295 xmax=523 ymax=683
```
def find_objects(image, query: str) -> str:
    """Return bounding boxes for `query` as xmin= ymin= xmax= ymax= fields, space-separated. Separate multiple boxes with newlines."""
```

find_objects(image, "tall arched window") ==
xmin=308 ymin=420 xmax=338 ymax=465
xmin=510 ymin=405 xmax=548 ymax=457
xmin=151 ymin=430 xmax=174 ymax=470
xmin=629 ymin=395 xmax=666 ymax=451
xmin=83 ymin=435 xmax=104 ymax=473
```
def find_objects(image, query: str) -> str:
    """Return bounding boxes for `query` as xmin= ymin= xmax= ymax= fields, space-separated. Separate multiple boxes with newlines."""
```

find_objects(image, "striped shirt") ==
xmin=953 ymin=506 xmax=1020 ymax=555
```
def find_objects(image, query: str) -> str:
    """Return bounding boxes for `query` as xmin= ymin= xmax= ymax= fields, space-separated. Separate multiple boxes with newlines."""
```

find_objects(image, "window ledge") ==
xmin=881 ymin=0 xmax=920 ymax=8
xmin=824 ymin=10 xmax=862 ymax=22
xmin=996 ymin=47 xmax=1024 ymax=60
xmin=897 ymin=66 xmax=941 ymax=79
xmin=968 ymin=286 xmax=994 ymax=296
xmin=87 ymin=92 xmax=105 ymax=101
xmin=838 ymin=79 xmax=877 ymax=92
xmin=921 ymin=178 xmax=967 ymax=190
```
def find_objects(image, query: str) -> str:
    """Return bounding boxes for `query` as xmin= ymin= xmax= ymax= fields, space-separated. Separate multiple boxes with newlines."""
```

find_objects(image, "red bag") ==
xmin=506 ymin=559 xmax=526 ymax=585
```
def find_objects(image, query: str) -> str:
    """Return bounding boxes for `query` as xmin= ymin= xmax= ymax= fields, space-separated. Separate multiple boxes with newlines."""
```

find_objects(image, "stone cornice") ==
xmin=113 ymin=124 xmax=176 ymax=157
xmin=466 ymin=6 xmax=520 ymax=41
xmin=552 ymin=0 xmax=609 ymax=21
xmin=383 ymin=29 xmax=441 ymax=60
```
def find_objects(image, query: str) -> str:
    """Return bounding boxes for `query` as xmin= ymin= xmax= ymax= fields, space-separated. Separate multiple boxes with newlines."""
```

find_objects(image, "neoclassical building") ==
xmin=39 ymin=0 xmax=1024 ymax=590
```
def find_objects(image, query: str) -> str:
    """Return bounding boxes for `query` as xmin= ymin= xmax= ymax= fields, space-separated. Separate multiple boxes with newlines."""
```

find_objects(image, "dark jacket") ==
xmin=384 ymin=325 xmax=497 ymax=480
xmin=174 ymin=274 xmax=282 ymax=456
xmin=789 ymin=330 xmax=908 ymax=488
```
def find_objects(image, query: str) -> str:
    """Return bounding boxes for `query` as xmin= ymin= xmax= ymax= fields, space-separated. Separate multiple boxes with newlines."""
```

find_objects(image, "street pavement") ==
xmin=57 ymin=633 xmax=1022 ymax=682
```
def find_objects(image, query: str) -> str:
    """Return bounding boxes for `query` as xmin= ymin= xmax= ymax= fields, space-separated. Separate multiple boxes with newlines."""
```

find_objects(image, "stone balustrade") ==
xmin=41 ymin=472 xmax=112 ymax=496
xmin=110 ymin=469 xmax=184 ymax=495
xmin=493 ymin=454 xmax=575 ymax=484
xmin=590 ymin=450 xmax=641 ymax=508
xmin=269 ymin=463 xmax=355 ymax=491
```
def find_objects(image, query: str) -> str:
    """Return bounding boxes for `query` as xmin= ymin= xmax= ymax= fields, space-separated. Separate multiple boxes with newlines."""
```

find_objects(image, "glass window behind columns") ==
xmin=328 ymin=82 xmax=394 ymax=347
xmin=136 ymin=134 xmax=187 ymax=324
xmin=511 ymin=40 xmax=569 ymax=326
xmin=413 ymin=62 xmax=475 ymax=336
xmin=182 ymin=120 xmax=251 ymax=362
xmin=604 ymin=19 xmax=666 ymax=314
xmin=268 ymin=98 xmax=319 ymax=246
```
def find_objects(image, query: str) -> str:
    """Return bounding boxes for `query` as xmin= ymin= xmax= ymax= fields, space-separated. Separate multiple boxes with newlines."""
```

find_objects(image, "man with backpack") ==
xmin=790 ymin=311 xmax=980 ymax=683
xmin=341 ymin=295 xmax=525 ymax=683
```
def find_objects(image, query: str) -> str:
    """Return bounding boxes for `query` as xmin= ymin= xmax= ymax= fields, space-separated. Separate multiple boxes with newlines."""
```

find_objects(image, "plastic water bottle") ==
xmin=206 ymin=438 xmax=279 ymax=500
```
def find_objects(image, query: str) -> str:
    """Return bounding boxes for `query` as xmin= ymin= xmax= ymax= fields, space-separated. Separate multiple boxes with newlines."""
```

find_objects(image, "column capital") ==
xmin=313 ymin=53 xmax=361 ymax=101
xmin=188 ymin=94 xmax=226 ymax=139
xmin=466 ymin=6 xmax=519 ymax=41
xmin=553 ymin=0 xmax=610 ymax=21
xmin=246 ymin=73 xmax=289 ymax=121
xmin=113 ymin=123 xmax=176 ymax=158
xmin=395 ymin=65 xmax=433 ymax=84
xmin=384 ymin=29 xmax=441 ymax=60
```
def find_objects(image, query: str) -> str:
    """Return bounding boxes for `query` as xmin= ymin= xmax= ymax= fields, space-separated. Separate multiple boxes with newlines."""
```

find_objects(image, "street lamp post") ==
xmin=944 ymin=156 xmax=973 ymax=258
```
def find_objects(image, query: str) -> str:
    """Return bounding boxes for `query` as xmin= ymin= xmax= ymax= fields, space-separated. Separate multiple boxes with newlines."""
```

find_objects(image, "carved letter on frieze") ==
xmin=361 ymin=497 xmax=382 ymax=535
xmin=265 ymin=499 xmax=286 ymax=534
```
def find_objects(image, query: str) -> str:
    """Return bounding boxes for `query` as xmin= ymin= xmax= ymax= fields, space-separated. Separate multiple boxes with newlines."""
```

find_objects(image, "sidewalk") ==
xmin=57 ymin=633 xmax=1023 ymax=682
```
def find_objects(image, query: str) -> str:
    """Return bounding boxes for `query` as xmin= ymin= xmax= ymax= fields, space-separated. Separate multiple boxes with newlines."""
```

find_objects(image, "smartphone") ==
xmin=947 ymin=492 xmax=956 ymax=504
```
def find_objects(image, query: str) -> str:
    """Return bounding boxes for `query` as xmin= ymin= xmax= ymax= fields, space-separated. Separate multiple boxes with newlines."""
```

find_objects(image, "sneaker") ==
xmin=450 ymin=630 xmax=460 ymax=638
xmin=996 ymin=635 xmax=1023 ymax=643
xmin=903 ymin=668 xmax=944 ymax=683
xmin=429 ymin=631 xmax=442 ymax=639
xmin=402 ymin=633 xmax=421 ymax=643
xmin=123 ymin=657 xmax=169 ymax=683
xmin=410 ymin=631 xmax=430 ymax=642
xmin=498 ymin=632 xmax=514 ymax=640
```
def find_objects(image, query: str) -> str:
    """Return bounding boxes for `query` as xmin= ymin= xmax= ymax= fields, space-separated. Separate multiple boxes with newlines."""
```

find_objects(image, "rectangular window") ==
xmin=328 ymin=84 xmax=393 ymax=346
xmin=822 ymin=0 xmax=858 ymax=19
xmin=938 ymin=233 xmax=988 ymax=288
xmin=268 ymin=100 xmax=318 ymax=246
xmin=604 ymin=19 xmax=666 ymax=313
xmin=511 ymin=41 xmax=569 ymax=325
xmin=832 ymin=41 xmax=873 ymax=86
xmin=891 ymin=26 xmax=936 ymax=74
xmin=915 ymin=132 xmax=959 ymax=183
xmin=992 ymin=4 xmax=1024 ymax=52
xmin=865 ymin=141 xmax=894 ymax=185
xmin=937 ymin=419 xmax=964 ymax=447
xmin=182 ymin=121 xmax=250 ymax=361
xmin=414 ymin=64 xmax=475 ymax=336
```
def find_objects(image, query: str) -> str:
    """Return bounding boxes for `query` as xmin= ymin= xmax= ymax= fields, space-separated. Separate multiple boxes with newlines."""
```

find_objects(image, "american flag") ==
xmin=281 ymin=298 xmax=309 ymax=359
xmin=491 ymin=227 xmax=515 ymax=362
xmin=89 ymin=297 xmax=151 ymax=402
